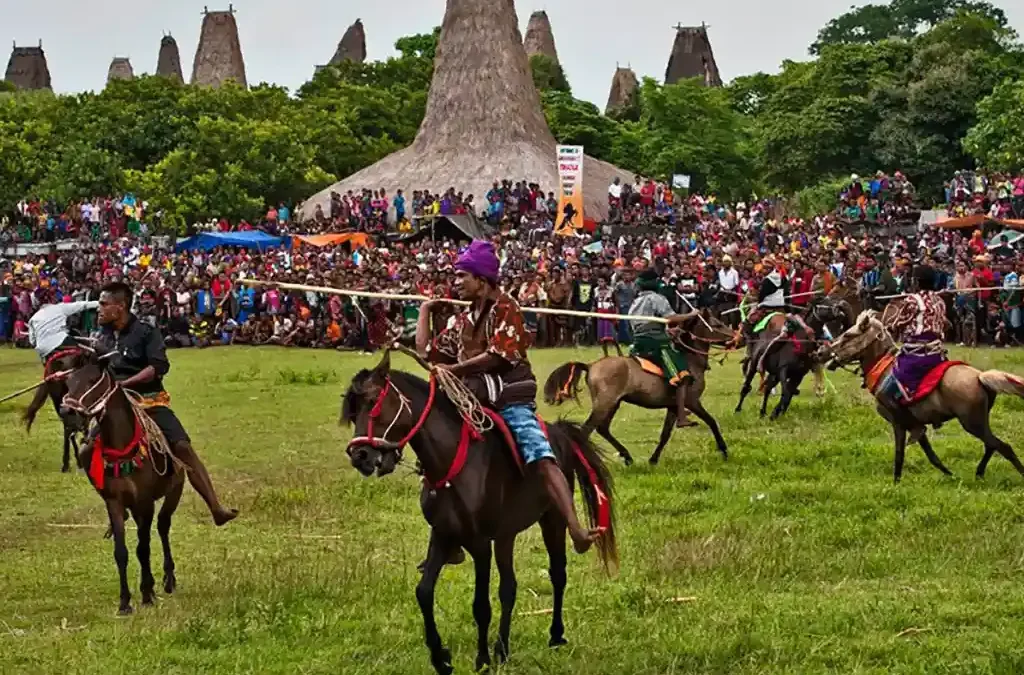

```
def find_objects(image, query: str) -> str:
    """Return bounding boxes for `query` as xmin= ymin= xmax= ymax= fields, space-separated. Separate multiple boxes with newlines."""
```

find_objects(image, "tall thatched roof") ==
xmin=300 ymin=0 xmax=631 ymax=224
xmin=605 ymin=66 xmax=639 ymax=114
xmin=157 ymin=35 xmax=184 ymax=83
xmin=523 ymin=10 xmax=559 ymax=63
xmin=5 ymin=42 xmax=52 ymax=90
xmin=191 ymin=5 xmax=247 ymax=88
xmin=329 ymin=19 xmax=367 ymax=65
xmin=665 ymin=24 xmax=722 ymax=87
xmin=107 ymin=57 xmax=135 ymax=83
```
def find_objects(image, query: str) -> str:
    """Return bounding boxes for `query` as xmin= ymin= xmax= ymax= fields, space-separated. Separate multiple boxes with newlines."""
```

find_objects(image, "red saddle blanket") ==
xmin=906 ymin=360 xmax=966 ymax=404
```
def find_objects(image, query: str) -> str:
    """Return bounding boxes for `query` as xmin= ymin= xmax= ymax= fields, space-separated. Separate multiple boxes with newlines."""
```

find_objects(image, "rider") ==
xmin=628 ymin=268 xmax=698 ymax=429
xmin=28 ymin=297 xmax=99 ymax=364
xmin=96 ymin=282 xmax=238 ymax=526
xmin=416 ymin=241 xmax=602 ymax=554
xmin=742 ymin=255 xmax=788 ymax=338
xmin=878 ymin=264 xmax=948 ymax=410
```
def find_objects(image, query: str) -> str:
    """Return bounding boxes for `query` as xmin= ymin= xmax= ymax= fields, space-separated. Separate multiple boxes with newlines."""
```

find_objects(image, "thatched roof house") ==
xmin=107 ymin=57 xmax=135 ymax=83
xmin=523 ymin=10 xmax=559 ymax=63
xmin=605 ymin=66 xmax=639 ymax=114
xmin=329 ymin=19 xmax=367 ymax=65
xmin=5 ymin=42 xmax=52 ymax=90
xmin=191 ymin=5 xmax=248 ymax=88
xmin=665 ymin=24 xmax=722 ymax=87
xmin=300 ymin=0 xmax=631 ymax=224
xmin=157 ymin=35 xmax=184 ymax=83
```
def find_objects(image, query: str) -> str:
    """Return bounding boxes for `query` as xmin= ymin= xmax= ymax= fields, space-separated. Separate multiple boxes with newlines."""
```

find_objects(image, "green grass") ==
xmin=3 ymin=344 xmax=1024 ymax=674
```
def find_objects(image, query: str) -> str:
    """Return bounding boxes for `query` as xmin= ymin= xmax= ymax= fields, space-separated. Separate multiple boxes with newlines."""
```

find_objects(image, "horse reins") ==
xmin=60 ymin=370 xmax=119 ymax=420
xmin=348 ymin=375 xmax=437 ymax=452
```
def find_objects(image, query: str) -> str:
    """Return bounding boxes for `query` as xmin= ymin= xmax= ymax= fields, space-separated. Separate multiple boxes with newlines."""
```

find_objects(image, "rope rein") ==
xmin=432 ymin=367 xmax=493 ymax=435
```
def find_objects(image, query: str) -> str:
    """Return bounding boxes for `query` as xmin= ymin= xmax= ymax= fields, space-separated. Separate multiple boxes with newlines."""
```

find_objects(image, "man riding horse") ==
xmin=627 ymin=268 xmax=697 ymax=429
xmin=94 ymin=282 xmax=237 ymax=526
xmin=742 ymin=255 xmax=788 ymax=339
xmin=876 ymin=264 xmax=949 ymax=417
xmin=417 ymin=241 xmax=602 ymax=555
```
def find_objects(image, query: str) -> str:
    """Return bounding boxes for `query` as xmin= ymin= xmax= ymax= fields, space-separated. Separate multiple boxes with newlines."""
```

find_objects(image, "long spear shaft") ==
xmin=239 ymin=279 xmax=671 ymax=324
xmin=0 ymin=380 xmax=47 ymax=405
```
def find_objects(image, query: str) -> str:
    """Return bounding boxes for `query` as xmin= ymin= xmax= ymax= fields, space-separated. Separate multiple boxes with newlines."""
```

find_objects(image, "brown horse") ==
xmin=543 ymin=308 xmax=733 ymax=466
xmin=22 ymin=345 xmax=84 ymax=472
xmin=342 ymin=351 xmax=617 ymax=675
xmin=818 ymin=310 xmax=1024 ymax=482
xmin=57 ymin=351 xmax=186 ymax=614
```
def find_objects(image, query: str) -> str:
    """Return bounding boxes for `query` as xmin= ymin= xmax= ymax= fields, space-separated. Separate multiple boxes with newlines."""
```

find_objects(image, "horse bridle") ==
xmin=61 ymin=370 xmax=119 ymax=420
xmin=347 ymin=375 xmax=436 ymax=453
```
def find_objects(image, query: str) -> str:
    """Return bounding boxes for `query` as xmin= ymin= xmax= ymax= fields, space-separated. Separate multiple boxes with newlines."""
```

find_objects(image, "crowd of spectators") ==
xmin=835 ymin=171 xmax=919 ymax=225
xmin=945 ymin=170 xmax=1024 ymax=219
xmin=3 ymin=173 xmax=1024 ymax=354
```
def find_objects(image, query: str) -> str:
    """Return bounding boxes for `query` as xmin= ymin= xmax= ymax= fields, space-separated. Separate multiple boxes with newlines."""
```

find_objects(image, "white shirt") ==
xmin=28 ymin=301 xmax=99 ymax=359
xmin=718 ymin=267 xmax=739 ymax=291
xmin=608 ymin=183 xmax=622 ymax=199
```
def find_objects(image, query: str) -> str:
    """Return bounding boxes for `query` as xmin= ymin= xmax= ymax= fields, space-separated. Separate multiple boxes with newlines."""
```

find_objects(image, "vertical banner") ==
xmin=554 ymin=145 xmax=584 ymax=236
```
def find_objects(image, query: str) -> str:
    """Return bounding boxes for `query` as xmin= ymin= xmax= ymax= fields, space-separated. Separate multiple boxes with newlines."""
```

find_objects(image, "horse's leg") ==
xmin=105 ymin=499 xmax=133 ymax=615
xmin=467 ymin=540 xmax=493 ymax=672
xmin=62 ymin=427 xmax=72 ymax=473
xmin=647 ymin=409 xmax=677 ymax=466
xmin=958 ymin=415 xmax=1024 ymax=478
xmin=918 ymin=433 xmax=953 ymax=477
xmin=130 ymin=502 xmax=156 ymax=606
xmin=416 ymin=529 xmax=454 ymax=675
xmin=539 ymin=512 xmax=567 ymax=647
xmin=158 ymin=476 xmax=185 ymax=594
xmin=759 ymin=373 xmax=779 ymax=418
xmin=770 ymin=367 xmax=792 ymax=421
xmin=813 ymin=363 xmax=825 ymax=398
xmin=735 ymin=358 xmax=757 ymax=413
xmin=893 ymin=424 xmax=908 ymax=484
xmin=595 ymin=402 xmax=634 ymax=466
xmin=686 ymin=395 xmax=728 ymax=460
xmin=493 ymin=534 xmax=519 ymax=662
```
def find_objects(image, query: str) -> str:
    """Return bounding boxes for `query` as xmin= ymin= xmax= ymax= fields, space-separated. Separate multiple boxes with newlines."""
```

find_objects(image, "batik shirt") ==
xmin=884 ymin=292 xmax=947 ymax=343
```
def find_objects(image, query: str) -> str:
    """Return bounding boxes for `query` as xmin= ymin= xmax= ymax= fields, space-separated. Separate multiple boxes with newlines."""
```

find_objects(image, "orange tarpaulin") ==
xmin=937 ymin=215 xmax=1024 ymax=231
xmin=292 ymin=233 xmax=372 ymax=249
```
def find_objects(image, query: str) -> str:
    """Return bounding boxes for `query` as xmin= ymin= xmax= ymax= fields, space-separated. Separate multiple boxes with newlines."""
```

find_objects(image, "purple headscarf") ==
xmin=454 ymin=240 xmax=499 ymax=283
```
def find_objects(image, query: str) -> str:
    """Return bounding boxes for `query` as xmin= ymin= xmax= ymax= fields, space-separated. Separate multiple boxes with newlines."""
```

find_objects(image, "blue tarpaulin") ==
xmin=174 ymin=231 xmax=289 ymax=252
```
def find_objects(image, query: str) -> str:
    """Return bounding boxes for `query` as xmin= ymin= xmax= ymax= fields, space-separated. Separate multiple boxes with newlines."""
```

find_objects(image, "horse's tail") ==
xmin=22 ymin=382 xmax=52 ymax=433
xmin=978 ymin=371 xmax=1024 ymax=400
xmin=543 ymin=362 xmax=589 ymax=406
xmin=549 ymin=421 xmax=618 ymax=575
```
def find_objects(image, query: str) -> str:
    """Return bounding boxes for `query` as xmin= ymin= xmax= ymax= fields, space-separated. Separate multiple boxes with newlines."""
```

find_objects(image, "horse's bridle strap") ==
xmin=349 ymin=374 xmax=437 ymax=451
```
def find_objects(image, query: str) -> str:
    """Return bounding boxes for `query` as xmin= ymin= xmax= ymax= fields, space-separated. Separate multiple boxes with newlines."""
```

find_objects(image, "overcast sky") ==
xmin=6 ymin=0 xmax=1024 ymax=106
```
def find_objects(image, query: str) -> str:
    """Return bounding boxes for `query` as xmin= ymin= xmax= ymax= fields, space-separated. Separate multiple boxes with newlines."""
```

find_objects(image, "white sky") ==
xmin=5 ymin=0 xmax=1024 ymax=106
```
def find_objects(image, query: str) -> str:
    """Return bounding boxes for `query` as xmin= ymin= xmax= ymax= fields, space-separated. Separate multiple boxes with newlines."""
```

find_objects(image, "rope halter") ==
xmin=61 ymin=370 xmax=119 ymax=420
xmin=347 ymin=375 xmax=436 ymax=452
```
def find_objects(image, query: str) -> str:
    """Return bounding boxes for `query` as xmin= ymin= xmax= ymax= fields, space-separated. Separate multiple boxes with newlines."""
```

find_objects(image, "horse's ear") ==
xmin=374 ymin=349 xmax=391 ymax=376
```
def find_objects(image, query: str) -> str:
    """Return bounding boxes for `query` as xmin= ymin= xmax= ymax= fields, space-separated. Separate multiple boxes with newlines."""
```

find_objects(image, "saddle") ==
xmin=631 ymin=356 xmax=664 ymax=378
xmin=872 ymin=355 xmax=966 ymax=405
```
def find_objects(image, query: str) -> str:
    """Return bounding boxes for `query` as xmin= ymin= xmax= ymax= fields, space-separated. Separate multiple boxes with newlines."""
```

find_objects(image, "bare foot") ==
xmin=213 ymin=508 xmax=238 ymax=526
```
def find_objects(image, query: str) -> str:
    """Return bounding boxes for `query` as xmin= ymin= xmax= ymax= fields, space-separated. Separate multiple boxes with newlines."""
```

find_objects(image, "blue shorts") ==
xmin=500 ymin=404 xmax=556 ymax=465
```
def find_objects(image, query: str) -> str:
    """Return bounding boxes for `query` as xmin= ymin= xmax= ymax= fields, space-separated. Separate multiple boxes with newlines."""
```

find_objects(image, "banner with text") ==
xmin=554 ymin=145 xmax=584 ymax=236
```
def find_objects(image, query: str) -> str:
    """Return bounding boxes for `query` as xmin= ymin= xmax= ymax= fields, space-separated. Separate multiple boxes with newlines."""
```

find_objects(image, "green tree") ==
xmin=529 ymin=54 xmax=571 ymax=94
xmin=964 ymin=79 xmax=1024 ymax=170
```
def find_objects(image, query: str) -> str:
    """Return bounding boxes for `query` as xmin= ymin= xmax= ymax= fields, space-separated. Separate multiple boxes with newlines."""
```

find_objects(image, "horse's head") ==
xmin=58 ymin=348 xmax=117 ymax=434
xmin=341 ymin=350 xmax=410 ymax=478
xmin=816 ymin=310 xmax=885 ymax=369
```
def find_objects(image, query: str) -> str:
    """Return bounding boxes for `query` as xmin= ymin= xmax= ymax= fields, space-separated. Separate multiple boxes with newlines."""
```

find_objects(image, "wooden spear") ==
xmin=239 ymin=279 xmax=671 ymax=324
xmin=0 ymin=380 xmax=47 ymax=405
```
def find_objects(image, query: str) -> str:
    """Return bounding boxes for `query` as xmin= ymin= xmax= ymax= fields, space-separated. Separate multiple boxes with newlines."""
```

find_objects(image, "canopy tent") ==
xmin=391 ymin=214 xmax=494 ymax=244
xmin=292 ymin=232 xmax=372 ymax=249
xmin=174 ymin=231 xmax=288 ymax=252
xmin=987 ymin=229 xmax=1024 ymax=252
xmin=936 ymin=215 xmax=1024 ymax=231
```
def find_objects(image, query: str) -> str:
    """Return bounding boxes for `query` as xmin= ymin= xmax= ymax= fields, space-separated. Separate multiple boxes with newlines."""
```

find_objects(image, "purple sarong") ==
xmin=893 ymin=335 xmax=946 ymax=397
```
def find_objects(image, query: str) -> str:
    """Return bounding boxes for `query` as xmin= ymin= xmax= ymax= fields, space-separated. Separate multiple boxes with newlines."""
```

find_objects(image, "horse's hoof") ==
xmin=494 ymin=639 xmax=510 ymax=663
xmin=61 ymin=466 xmax=70 ymax=474
xmin=622 ymin=456 xmax=634 ymax=467
xmin=118 ymin=605 xmax=133 ymax=616
xmin=549 ymin=636 xmax=568 ymax=648
xmin=648 ymin=457 xmax=659 ymax=466
xmin=164 ymin=576 xmax=176 ymax=594
xmin=733 ymin=408 xmax=742 ymax=415
xmin=475 ymin=655 xmax=491 ymax=672
xmin=433 ymin=648 xmax=454 ymax=675
xmin=141 ymin=596 xmax=155 ymax=607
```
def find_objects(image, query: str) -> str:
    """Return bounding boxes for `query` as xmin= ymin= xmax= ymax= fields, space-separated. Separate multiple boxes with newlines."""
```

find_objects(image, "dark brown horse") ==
xmin=22 ymin=345 xmax=83 ymax=472
xmin=543 ymin=308 xmax=733 ymax=466
xmin=818 ymin=310 xmax=1024 ymax=482
xmin=735 ymin=317 xmax=823 ymax=420
xmin=342 ymin=351 xmax=617 ymax=675
xmin=56 ymin=351 xmax=186 ymax=614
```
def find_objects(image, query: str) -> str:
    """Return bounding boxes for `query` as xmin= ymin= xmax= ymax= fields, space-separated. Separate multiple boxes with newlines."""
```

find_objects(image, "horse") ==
xmin=734 ymin=316 xmax=821 ymax=420
xmin=55 ymin=350 xmax=186 ymax=614
xmin=543 ymin=308 xmax=734 ymax=466
xmin=342 ymin=351 xmax=617 ymax=675
xmin=817 ymin=310 xmax=1024 ymax=482
xmin=22 ymin=345 xmax=84 ymax=472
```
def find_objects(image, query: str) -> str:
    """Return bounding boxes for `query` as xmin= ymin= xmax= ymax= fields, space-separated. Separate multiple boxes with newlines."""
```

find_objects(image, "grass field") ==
xmin=3 ymin=344 xmax=1024 ymax=674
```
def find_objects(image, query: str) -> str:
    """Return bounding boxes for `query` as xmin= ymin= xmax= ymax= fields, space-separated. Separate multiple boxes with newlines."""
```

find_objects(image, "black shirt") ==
xmin=97 ymin=314 xmax=170 ymax=395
